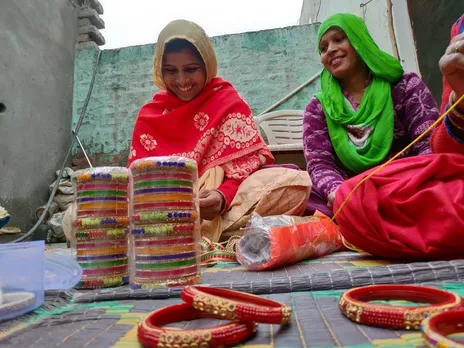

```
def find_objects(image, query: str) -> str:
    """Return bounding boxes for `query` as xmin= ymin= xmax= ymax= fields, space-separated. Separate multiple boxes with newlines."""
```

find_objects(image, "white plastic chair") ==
xmin=256 ymin=110 xmax=304 ymax=152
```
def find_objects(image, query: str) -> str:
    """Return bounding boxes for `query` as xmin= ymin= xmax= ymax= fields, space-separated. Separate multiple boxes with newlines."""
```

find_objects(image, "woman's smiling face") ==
xmin=319 ymin=27 xmax=362 ymax=80
xmin=162 ymin=43 xmax=207 ymax=102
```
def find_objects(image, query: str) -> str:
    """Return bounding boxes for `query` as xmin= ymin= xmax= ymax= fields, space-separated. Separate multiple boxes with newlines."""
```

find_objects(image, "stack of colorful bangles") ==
xmin=72 ymin=167 xmax=130 ymax=289
xmin=128 ymin=156 xmax=201 ymax=289
xmin=339 ymin=284 xmax=464 ymax=347
xmin=138 ymin=285 xmax=292 ymax=348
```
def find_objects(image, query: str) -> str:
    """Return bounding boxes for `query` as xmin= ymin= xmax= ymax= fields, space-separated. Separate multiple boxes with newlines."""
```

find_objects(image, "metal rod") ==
xmin=360 ymin=0 xmax=374 ymax=8
xmin=258 ymin=71 xmax=322 ymax=116
xmin=72 ymin=130 xmax=93 ymax=168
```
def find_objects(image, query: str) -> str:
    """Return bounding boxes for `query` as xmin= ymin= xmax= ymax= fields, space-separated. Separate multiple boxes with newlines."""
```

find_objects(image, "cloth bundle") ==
xmin=236 ymin=212 xmax=342 ymax=271
xmin=335 ymin=153 xmax=464 ymax=260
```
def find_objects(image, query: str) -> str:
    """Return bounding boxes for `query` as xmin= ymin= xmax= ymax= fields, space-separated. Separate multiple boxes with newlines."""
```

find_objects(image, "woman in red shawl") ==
xmin=128 ymin=20 xmax=311 ymax=243
xmin=332 ymin=15 xmax=464 ymax=261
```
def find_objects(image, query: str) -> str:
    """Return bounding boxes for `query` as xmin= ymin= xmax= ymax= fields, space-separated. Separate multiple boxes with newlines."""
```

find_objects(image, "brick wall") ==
xmin=72 ymin=24 xmax=322 ymax=168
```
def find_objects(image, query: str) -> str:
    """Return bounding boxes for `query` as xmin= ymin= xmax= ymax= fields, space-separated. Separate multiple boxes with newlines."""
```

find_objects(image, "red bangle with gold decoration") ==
xmin=339 ymin=285 xmax=463 ymax=330
xmin=181 ymin=285 xmax=292 ymax=325
xmin=138 ymin=302 xmax=257 ymax=348
xmin=421 ymin=308 xmax=464 ymax=347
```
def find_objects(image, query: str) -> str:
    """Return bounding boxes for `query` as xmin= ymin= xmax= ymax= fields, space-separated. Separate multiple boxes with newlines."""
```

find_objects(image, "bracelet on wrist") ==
xmin=449 ymin=91 xmax=464 ymax=117
xmin=213 ymin=190 xmax=227 ymax=214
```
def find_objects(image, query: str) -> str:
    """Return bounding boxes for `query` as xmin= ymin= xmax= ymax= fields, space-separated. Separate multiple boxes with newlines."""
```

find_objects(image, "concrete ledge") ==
xmin=78 ymin=18 xmax=92 ymax=27
xmin=89 ymin=0 xmax=104 ymax=14
xmin=78 ymin=25 xmax=105 ymax=46
xmin=76 ymin=41 xmax=100 ymax=50
xmin=78 ymin=33 xmax=91 ymax=43
xmin=78 ymin=7 xmax=105 ymax=29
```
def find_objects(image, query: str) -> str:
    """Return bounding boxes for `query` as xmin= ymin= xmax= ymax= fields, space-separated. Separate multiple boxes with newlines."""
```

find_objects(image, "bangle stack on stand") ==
xmin=71 ymin=167 xmax=130 ymax=289
xmin=128 ymin=156 xmax=201 ymax=289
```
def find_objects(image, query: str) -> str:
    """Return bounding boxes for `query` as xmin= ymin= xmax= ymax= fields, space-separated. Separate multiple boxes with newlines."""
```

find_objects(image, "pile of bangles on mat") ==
xmin=137 ymin=284 xmax=464 ymax=347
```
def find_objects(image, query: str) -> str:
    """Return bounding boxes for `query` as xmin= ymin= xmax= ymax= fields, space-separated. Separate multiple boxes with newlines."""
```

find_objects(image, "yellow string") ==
xmin=316 ymin=92 xmax=464 ymax=242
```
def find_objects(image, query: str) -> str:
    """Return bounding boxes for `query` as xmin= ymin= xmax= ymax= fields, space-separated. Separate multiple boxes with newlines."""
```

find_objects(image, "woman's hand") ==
xmin=327 ymin=189 xmax=338 ymax=210
xmin=199 ymin=189 xmax=225 ymax=220
xmin=439 ymin=33 xmax=464 ymax=110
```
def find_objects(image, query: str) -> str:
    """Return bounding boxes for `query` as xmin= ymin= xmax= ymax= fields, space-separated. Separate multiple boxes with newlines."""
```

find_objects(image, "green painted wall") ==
xmin=72 ymin=24 xmax=322 ymax=167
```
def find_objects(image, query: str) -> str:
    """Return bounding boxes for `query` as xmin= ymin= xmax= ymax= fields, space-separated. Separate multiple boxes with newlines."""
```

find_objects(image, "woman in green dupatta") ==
xmin=303 ymin=13 xmax=439 ymax=215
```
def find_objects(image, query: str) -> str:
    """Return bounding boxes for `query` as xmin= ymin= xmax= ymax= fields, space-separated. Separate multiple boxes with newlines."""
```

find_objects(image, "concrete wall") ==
xmin=300 ymin=0 xmax=393 ymax=54
xmin=407 ymin=0 xmax=464 ymax=103
xmin=72 ymin=24 xmax=323 ymax=167
xmin=0 ymin=1 xmax=79 ymax=231
xmin=299 ymin=0 xmax=421 ymax=75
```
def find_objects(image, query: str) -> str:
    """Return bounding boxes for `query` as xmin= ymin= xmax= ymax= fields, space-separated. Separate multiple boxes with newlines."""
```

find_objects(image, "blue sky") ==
xmin=99 ymin=0 xmax=303 ymax=49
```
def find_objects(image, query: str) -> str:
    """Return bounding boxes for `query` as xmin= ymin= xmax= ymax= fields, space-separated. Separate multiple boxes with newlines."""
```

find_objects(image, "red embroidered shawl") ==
xmin=128 ymin=77 xmax=273 ymax=178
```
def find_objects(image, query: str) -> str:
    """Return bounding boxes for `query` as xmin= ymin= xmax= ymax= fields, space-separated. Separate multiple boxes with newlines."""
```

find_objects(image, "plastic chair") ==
xmin=256 ymin=110 xmax=304 ymax=152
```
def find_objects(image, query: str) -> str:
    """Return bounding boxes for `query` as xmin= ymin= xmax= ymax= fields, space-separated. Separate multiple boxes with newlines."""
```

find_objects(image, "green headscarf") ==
xmin=315 ymin=13 xmax=403 ymax=173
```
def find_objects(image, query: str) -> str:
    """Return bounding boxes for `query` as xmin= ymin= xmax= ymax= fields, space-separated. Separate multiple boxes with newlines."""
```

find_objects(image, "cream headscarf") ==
xmin=153 ymin=19 xmax=218 ymax=90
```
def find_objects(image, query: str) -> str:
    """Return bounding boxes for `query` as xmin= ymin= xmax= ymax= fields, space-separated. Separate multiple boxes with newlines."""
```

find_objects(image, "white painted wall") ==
xmin=299 ymin=0 xmax=420 ymax=75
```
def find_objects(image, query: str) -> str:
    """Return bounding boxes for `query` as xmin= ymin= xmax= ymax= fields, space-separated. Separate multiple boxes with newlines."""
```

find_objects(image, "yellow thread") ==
xmin=316 ymin=93 xmax=464 ymax=243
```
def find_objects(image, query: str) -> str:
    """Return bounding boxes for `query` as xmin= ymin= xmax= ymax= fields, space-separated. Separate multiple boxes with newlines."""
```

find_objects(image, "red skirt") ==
xmin=334 ymin=153 xmax=464 ymax=260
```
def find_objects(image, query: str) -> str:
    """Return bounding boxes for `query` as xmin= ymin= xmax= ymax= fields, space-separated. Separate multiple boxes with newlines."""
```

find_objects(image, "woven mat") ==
xmin=1 ymin=281 xmax=464 ymax=348
xmin=74 ymin=252 xmax=464 ymax=302
xmin=0 ymin=290 xmax=75 ymax=340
